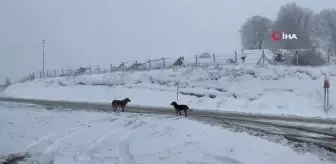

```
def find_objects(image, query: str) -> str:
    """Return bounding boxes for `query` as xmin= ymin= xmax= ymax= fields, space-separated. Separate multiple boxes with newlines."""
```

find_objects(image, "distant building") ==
xmin=198 ymin=52 xmax=211 ymax=58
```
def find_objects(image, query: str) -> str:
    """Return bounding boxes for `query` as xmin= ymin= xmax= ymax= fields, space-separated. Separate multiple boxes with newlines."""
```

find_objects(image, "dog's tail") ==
xmin=188 ymin=108 xmax=193 ymax=111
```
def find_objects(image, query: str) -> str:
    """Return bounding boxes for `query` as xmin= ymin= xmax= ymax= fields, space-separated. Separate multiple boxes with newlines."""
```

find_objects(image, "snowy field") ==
xmin=0 ymin=103 xmax=335 ymax=164
xmin=3 ymin=63 xmax=336 ymax=118
xmin=2 ymin=49 xmax=336 ymax=118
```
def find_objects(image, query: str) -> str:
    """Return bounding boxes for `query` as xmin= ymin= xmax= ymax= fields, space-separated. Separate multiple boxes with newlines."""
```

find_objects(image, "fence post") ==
xmin=296 ymin=50 xmax=299 ymax=66
xmin=39 ymin=71 xmax=42 ymax=78
xmin=212 ymin=53 xmax=216 ymax=63
xmin=89 ymin=65 xmax=92 ymax=75
xmin=62 ymin=69 xmax=64 ymax=76
xmin=262 ymin=50 xmax=265 ymax=65
xmin=96 ymin=65 xmax=100 ymax=72
xmin=234 ymin=51 xmax=238 ymax=64
xmin=110 ymin=64 xmax=113 ymax=72
xmin=54 ymin=69 xmax=56 ymax=77
xmin=148 ymin=59 xmax=151 ymax=69
xmin=176 ymin=82 xmax=180 ymax=102
xmin=195 ymin=55 xmax=198 ymax=66
xmin=162 ymin=57 xmax=165 ymax=68
xmin=46 ymin=70 xmax=49 ymax=77
xmin=328 ymin=49 xmax=331 ymax=65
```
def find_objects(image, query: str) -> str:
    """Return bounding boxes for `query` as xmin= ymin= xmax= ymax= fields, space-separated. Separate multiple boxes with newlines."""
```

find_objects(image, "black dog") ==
xmin=170 ymin=101 xmax=193 ymax=117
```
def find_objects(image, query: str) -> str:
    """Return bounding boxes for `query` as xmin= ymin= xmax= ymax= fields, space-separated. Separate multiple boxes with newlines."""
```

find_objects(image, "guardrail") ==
xmin=1 ymin=96 xmax=336 ymax=125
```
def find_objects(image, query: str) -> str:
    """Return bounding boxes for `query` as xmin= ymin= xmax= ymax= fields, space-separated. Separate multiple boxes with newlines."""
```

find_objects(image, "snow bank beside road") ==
xmin=3 ymin=65 xmax=336 ymax=118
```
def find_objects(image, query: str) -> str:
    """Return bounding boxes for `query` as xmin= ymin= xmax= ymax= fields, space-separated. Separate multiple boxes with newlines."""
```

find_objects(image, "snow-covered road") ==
xmin=0 ymin=104 xmax=335 ymax=164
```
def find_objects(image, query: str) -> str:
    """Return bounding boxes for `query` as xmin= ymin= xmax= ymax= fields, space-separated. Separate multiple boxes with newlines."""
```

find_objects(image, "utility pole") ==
xmin=42 ymin=39 xmax=46 ymax=77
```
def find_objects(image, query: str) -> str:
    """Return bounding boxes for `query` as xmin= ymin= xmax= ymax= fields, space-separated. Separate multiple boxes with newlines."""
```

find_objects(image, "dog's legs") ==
xmin=184 ymin=109 xmax=187 ymax=117
xmin=178 ymin=111 xmax=182 ymax=116
xmin=175 ymin=110 xmax=179 ymax=116
xmin=122 ymin=106 xmax=125 ymax=112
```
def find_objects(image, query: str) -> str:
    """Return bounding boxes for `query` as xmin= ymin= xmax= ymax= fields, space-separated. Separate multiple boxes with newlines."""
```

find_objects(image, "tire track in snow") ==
xmin=119 ymin=130 xmax=139 ymax=164
xmin=88 ymin=115 xmax=153 ymax=155
xmin=38 ymin=117 xmax=122 ymax=163
xmin=83 ymin=114 xmax=154 ymax=163
xmin=72 ymin=114 xmax=153 ymax=163
xmin=23 ymin=116 xmax=120 ymax=154
xmin=31 ymin=113 xmax=180 ymax=163
xmin=205 ymin=154 xmax=244 ymax=164
xmin=117 ymin=115 xmax=156 ymax=164
xmin=85 ymin=118 xmax=137 ymax=154
xmin=23 ymin=132 xmax=60 ymax=152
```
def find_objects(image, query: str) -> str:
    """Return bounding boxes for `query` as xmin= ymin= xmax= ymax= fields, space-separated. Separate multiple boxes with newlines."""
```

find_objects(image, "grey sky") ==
xmin=0 ymin=0 xmax=335 ymax=82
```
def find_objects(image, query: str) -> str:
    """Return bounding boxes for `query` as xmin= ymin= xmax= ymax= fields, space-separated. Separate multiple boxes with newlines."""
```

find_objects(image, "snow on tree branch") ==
xmin=240 ymin=16 xmax=272 ymax=50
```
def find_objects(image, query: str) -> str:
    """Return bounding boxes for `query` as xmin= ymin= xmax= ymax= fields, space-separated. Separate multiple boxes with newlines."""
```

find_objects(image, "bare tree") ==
xmin=265 ymin=3 xmax=314 ymax=50
xmin=240 ymin=15 xmax=273 ymax=49
xmin=4 ymin=77 xmax=11 ymax=87
xmin=318 ymin=9 xmax=336 ymax=56
xmin=308 ymin=14 xmax=333 ymax=57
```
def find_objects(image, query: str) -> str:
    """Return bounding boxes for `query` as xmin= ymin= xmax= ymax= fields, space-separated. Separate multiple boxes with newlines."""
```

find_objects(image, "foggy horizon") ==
xmin=1 ymin=0 xmax=335 ymax=82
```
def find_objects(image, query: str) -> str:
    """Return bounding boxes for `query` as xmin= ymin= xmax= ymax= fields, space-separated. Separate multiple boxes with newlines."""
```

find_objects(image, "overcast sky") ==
xmin=0 ymin=0 xmax=335 ymax=82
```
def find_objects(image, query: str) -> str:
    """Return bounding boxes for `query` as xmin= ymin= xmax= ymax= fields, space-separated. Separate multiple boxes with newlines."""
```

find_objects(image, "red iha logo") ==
xmin=271 ymin=31 xmax=298 ymax=41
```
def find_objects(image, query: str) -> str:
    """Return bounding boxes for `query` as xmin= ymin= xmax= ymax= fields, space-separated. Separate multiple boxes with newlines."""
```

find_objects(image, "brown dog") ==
xmin=112 ymin=98 xmax=131 ymax=112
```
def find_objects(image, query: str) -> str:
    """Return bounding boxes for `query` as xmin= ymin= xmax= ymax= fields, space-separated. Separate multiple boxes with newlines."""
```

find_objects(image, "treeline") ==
xmin=240 ymin=3 xmax=336 ymax=58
